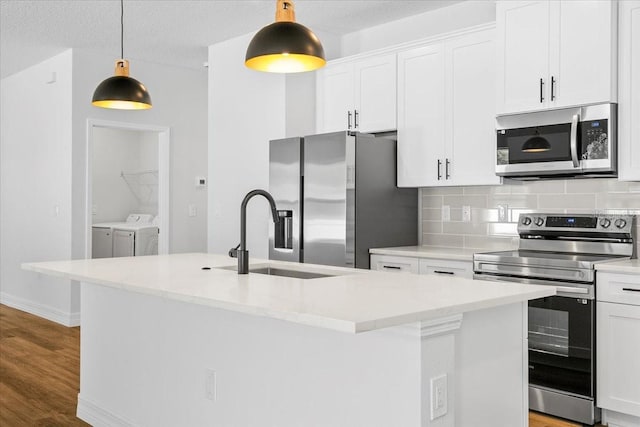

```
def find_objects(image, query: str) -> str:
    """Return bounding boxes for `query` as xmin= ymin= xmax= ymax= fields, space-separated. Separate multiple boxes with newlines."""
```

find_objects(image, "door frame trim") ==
xmin=85 ymin=119 xmax=171 ymax=258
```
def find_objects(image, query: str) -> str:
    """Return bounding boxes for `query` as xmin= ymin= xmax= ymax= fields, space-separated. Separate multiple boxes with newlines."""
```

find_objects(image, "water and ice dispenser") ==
xmin=274 ymin=210 xmax=293 ymax=250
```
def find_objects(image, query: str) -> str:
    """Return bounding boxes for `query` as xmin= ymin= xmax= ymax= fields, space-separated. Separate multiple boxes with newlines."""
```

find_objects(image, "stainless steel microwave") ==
xmin=496 ymin=103 xmax=617 ymax=179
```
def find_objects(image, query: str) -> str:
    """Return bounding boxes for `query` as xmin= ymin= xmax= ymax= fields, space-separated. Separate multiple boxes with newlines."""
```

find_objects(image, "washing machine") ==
xmin=92 ymin=214 xmax=157 ymax=258
xmin=112 ymin=223 xmax=159 ymax=257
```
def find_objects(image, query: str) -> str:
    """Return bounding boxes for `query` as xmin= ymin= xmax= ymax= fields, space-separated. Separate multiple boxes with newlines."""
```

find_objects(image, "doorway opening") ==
xmin=86 ymin=119 xmax=170 ymax=258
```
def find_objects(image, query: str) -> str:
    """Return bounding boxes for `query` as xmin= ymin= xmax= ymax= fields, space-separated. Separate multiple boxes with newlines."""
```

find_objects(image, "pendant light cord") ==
xmin=120 ymin=0 xmax=124 ymax=59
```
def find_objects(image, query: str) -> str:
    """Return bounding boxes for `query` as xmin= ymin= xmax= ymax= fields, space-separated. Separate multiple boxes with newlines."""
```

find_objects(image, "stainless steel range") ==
xmin=474 ymin=213 xmax=635 ymax=426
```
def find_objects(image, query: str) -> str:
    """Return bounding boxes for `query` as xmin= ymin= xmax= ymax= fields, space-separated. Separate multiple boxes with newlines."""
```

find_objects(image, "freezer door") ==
xmin=269 ymin=137 xmax=302 ymax=262
xmin=303 ymin=131 xmax=354 ymax=267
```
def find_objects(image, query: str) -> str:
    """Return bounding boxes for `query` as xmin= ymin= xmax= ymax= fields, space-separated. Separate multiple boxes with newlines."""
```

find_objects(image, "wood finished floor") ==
xmin=0 ymin=304 xmax=88 ymax=426
xmin=0 ymin=304 xmax=607 ymax=427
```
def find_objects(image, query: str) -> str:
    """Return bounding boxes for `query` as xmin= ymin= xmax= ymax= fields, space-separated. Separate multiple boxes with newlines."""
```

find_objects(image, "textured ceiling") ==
xmin=0 ymin=0 xmax=463 ymax=79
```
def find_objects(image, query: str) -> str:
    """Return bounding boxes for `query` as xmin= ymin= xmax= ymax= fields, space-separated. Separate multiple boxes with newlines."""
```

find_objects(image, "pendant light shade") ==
xmin=92 ymin=0 xmax=152 ymax=110
xmin=92 ymin=60 xmax=152 ymax=110
xmin=246 ymin=0 xmax=325 ymax=73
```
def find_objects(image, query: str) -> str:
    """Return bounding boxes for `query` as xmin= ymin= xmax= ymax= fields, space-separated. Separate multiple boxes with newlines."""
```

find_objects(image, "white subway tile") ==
xmin=422 ymin=233 xmax=464 ymax=248
xmin=422 ymin=221 xmax=443 ymax=234
xmin=539 ymin=194 xmax=596 ymax=209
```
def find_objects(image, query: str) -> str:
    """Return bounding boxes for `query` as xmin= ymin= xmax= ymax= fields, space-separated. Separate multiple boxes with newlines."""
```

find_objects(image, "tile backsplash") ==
xmin=421 ymin=178 xmax=640 ymax=254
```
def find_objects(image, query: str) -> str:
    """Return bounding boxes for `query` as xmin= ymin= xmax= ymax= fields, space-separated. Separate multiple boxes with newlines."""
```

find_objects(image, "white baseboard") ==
xmin=0 ymin=292 xmax=80 ymax=327
xmin=77 ymin=395 xmax=137 ymax=427
xmin=603 ymin=409 xmax=640 ymax=427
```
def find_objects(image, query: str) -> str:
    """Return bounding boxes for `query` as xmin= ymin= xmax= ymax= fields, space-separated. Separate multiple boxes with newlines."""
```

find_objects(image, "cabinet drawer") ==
xmin=419 ymin=259 xmax=473 ymax=279
xmin=370 ymin=255 xmax=419 ymax=274
xmin=597 ymin=272 xmax=640 ymax=305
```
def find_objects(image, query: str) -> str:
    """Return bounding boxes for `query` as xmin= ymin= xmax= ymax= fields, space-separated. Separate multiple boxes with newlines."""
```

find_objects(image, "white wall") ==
xmin=92 ymin=127 xmax=158 ymax=224
xmin=72 ymin=48 xmax=208 ymax=257
xmin=341 ymin=1 xmax=496 ymax=55
xmin=208 ymin=34 xmax=286 ymax=257
xmin=0 ymin=50 xmax=76 ymax=324
xmin=1 ymin=48 xmax=208 ymax=325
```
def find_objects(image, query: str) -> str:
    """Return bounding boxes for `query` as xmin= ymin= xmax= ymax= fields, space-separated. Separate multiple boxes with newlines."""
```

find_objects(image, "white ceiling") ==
xmin=0 ymin=0 xmax=463 ymax=79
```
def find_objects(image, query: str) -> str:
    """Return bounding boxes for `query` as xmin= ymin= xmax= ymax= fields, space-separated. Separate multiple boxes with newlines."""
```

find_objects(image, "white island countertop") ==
xmin=23 ymin=253 xmax=554 ymax=333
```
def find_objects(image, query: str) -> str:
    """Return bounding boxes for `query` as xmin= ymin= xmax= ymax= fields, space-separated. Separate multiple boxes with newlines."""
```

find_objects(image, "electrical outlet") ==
xmin=462 ymin=205 xmax=471 ymax=222
xmin=188 ymin=204 xmax=197 ymax=217
xmin=498 ymin=204 xmax=508 ymax=222
xmin=442 ymin=205 xmax=451 ymax=222
xmin=430 ymin=374 xmax=448 ymax=420
xmin=204 ymin=369 xmax=216 ymax=401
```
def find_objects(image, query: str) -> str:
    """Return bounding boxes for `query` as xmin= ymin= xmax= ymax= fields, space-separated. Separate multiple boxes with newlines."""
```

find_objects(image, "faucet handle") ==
xmin=229 ymin=243 xmax=240 ymax=258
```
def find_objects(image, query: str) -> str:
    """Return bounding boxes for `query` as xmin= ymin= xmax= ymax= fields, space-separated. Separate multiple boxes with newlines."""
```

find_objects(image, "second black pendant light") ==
xmin=245 ymin=0 xmax=326 ymax=73
xmin=92 ymin=0 xmax=152 ymax=110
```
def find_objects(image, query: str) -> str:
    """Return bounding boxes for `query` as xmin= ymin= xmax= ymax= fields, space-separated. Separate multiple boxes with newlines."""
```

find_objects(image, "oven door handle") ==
xmin=570 ymin=112 xmax=580 ymax=168
xmin=555 ymin=286 xmax=589 ymax=295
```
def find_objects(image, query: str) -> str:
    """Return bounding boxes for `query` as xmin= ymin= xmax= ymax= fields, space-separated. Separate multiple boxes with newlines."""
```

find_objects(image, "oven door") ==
xmin=528 ymin=295 xmax=594 ymax=399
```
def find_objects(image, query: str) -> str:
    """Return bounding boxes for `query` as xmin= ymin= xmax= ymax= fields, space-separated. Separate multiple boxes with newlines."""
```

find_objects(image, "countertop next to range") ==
xmin=22 ymin=253 xmax=553 ymax=334
xmin=596 ymin=258 xmax=640 ymax=275
xmin=369 ymin=245 xmax=483 ymax=261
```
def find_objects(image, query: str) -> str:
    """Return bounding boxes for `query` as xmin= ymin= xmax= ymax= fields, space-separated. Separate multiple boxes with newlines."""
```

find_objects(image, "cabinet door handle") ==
xmin=622 ymin=288 xmax=640 ymax=292
xmin=433 ymin=270 xmax=454 ymax=275
xmin=437 ymin=159 xmax=442 ymax=180
xmin=445 ymin=158 xmax=451 ymax=180
xmin=347 ymin=111 xmax=352 ymax=129
xmin=539 ymin=78 xmax=544 ymax=103
xmin=551 ymin=76 xmax=556 ymax=101
xmin=382 ymin=265 xmax=402 ymax=270
xmin=354 ymin=110 xmax=359 ymax=129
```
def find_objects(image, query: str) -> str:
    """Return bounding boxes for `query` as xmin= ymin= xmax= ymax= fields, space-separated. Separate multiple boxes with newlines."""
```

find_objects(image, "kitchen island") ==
xmin=23 ymin=253 xmax=554 ymax=427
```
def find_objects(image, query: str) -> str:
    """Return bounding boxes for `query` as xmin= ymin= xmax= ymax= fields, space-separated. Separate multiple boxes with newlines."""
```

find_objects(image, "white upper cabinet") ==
xmin=618 ymin=0 xmax=640 ymax=181
xmin=398 ymin=27 xmax=500 ymax=187
xmin=496 ymin=1 xmax=617 ymax=114
xmin=397 ymin=43 xmax=445 ymax=187
xmin=316 ymin=53 xmax=396 ymax=134
xmin=446 ymin=30 xmax=501 ymax=186
xmin=496 ymin=1 xmax=550 ymax=114
xmin=316 ymin=62 xmax=353 ymax=133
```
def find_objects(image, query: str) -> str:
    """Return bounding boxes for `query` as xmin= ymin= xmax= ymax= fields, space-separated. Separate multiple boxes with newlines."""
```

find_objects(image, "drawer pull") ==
xmin=622 ymin=288 xmax=640 ymax=292
xmin=433 ymin=270 xmax=454 ymax=275
xmin=383 ymin=265 xmax=402 ymax=270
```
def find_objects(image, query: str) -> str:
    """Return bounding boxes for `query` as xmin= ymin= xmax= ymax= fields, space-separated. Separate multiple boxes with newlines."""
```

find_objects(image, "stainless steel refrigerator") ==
xmin=269 ymin=131 xmax=418 ymax=269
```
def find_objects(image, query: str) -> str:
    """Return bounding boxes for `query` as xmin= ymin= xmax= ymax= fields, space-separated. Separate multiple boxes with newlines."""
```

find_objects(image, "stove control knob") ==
xmin=600 ymin=218 xmax=611 ymax=228
xmin=534 ymin=217 xmax=544 ymax=226
xmin=615 ymin=218 xmax=627 ymax=229
xmin=521 ymin=216 xmax=532 ymax=226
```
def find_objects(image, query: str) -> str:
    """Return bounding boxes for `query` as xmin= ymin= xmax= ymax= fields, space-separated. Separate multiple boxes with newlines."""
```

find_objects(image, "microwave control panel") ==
xmin=581 ymin=119 xmax=608 ymax=160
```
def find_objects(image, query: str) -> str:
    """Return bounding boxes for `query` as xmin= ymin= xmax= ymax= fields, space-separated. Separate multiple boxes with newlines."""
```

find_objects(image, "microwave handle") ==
xmin=570 ymin=113 xmax=580 ymax=168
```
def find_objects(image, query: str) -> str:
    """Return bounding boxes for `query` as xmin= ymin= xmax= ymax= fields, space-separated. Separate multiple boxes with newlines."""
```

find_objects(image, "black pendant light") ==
xmin=522 ymin=130 xmax=551 ymax=153
xmin=92 ymin=0 xmax=152 ymax=110
xmin=245 ymin=0 xmax=326 ymax=73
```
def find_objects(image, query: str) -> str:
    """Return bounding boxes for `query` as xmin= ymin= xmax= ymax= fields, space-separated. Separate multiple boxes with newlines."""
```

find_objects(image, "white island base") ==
xmin=77 ymin=282 xmax=527 ymax=427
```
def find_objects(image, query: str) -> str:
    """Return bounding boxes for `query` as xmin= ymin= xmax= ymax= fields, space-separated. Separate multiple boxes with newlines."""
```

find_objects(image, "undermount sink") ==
xmin=217 ymin=265 xmax=335 ymax=279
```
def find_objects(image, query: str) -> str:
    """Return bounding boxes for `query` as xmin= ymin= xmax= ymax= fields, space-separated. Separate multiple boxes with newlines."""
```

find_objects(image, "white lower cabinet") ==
xmin=597 ymin=272 xmax=640 ymax=423
xmin=370 ymin=254 xmax=419 ymax=274
xmin=419 ymin=258 xmax=473 ymax=279
xmin=370 ymin=253 xmax=472 ymax=279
